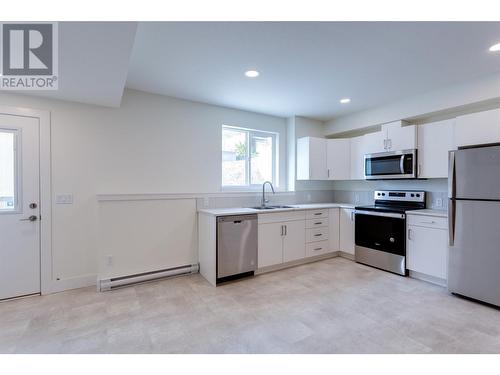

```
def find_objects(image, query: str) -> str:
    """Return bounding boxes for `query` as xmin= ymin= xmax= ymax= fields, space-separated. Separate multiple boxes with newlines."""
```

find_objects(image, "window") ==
xmin=222 ymin=125 xmax=278 ymax=188
xmin=0 ymin=130 xmax=18 ymax=211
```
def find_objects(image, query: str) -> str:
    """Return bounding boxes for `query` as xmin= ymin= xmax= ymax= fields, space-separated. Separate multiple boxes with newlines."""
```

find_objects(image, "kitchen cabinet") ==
xmin=328 ymin=208 xmax=340 ymax=252
xmin=339 ymin=208 xmax=355 ymax=255
xmin=417 ymin=119 xmax=456 ymax=178
xmin=297 ymin=137 xmax=327 ymax=180
xmin=455 ymin=108 xmax=500 ymax=147
xmin=383 ymin=121 xmax=417 ymax=151
xmin=258 ymin=222 xmax=286 ymax=268
xmin=407 ymin=214 xmax=448 ymax=283
xmin=283 ymin=220 xmax=306 ymax=262
xmin=326 ymin=139 xmax=350 ymax=180
xmin=363 ymin=122 xmax=417 ymax=154
xmin=258 ymin=212 xmax=306 ymax=268
xmin=363 ymin=130 xmax=387 ymax=154
xmin=350 ymin=135 xmax=365 ymax=180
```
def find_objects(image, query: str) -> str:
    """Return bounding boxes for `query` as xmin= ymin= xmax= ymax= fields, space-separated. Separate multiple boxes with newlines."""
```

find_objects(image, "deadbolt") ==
xmin=29 ymin=203 xmax=37 ymax=209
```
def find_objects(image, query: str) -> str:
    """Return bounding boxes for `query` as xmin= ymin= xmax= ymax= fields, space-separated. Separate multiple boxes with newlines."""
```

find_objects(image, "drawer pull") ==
xmin=314 ymin=213 xmax=323 ymax=216
xmin=314 ymin=247 xmax=323 ymax=251
xmin=314 ymin=222 xmax=323 ymax=225
xmin=421 ymin=220 xmax=436 ymax=224
xmin=314 ymin=233 xmax=323 ymax=237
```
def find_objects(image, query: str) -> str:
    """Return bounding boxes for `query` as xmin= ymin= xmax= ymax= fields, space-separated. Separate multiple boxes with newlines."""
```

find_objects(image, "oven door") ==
xmin=354 ymin=210 xmax=406 ymax=257
xmin=364 ymin=150 xmax=416 ymax=179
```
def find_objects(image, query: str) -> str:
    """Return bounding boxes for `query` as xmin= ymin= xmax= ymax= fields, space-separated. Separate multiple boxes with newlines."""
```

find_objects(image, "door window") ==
xmin=0 ymin=129 xmax=19 ymax=212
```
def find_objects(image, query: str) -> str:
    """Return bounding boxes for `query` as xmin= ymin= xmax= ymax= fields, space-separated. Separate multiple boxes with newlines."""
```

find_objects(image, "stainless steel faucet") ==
xmin=261 ymin=181 xmax=275 ymax=207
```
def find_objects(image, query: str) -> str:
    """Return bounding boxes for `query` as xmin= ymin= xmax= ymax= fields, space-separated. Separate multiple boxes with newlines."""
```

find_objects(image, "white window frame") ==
xmin=0 ymin=127 xmax=22 ymax=214
xmin=222 ymin=125 xmax=279 ymax=190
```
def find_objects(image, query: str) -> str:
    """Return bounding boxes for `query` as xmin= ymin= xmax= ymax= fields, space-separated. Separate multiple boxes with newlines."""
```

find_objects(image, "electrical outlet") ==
xmin=106 ymin=255 xmax=113 ymax=267
xmin=435 ymin=198 xmax=443 ymax=208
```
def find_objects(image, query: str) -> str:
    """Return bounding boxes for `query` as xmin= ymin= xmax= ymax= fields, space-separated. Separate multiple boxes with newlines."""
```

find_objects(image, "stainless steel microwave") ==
xmin=364 ymin=149 xmax=417 ymax=180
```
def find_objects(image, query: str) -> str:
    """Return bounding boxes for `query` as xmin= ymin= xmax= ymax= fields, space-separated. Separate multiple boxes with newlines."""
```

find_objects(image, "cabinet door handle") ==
xmin=387 ymin=139 xmax=392 ymax=150
xmin=418 ymin=164 xmax=422 ymax=177
xmin=408 ymin=228 xmax=412 ymax=240
xmin=383 ymin=139 xmax=387 ymax=150
xmin=281 ymin=225 xmax=284 ymax=236
xmin=327 ymin=169 xmax=330 ymax=178
xmin=284 ymin=225 xmax=287 ymax=236
xmin=350 ymin=211 xmax=354 ymax=221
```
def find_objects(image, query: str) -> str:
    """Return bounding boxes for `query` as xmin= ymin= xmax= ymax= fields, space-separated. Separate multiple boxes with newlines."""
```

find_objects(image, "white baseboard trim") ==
xmin=45 ymin=274 xmax=97 ymax=294
xmin=255 ymin=252 xmax=340 ymax=275
xmin=409 ymin=270 xmax=447 ymax=287
xmin=339 ymin=251 xmax=355 ymax=261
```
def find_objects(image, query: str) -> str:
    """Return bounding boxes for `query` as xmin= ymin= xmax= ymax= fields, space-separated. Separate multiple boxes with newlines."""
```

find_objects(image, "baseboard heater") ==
xmin=98 ymin=263 xmax=199 ymax=292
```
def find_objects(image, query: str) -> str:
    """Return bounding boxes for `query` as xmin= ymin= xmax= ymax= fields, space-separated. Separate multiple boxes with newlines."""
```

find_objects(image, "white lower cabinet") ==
xmin=339 ymin=208 xmax=355 ymax=255
xmin=406 ymin=214 xmax=448 ymax=282
xmin=258 ymin=222 xmax=286 ymax=268
xmin=283 ymin=220 xmax=306 ymax=262
xmin=328 ymin=208 xmax=340 ymax=252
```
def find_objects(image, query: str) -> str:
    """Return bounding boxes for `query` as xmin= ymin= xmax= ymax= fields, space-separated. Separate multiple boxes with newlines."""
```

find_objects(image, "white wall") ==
xmin=324 ymin=72 xmax=500 ymax=136
xmin=0 ymin=89 xmax=288 ymax=287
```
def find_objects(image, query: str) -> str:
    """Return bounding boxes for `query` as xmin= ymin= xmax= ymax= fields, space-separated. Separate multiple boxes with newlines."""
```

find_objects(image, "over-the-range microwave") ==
xmin=364 ymin=149 xmax=417 ymax=180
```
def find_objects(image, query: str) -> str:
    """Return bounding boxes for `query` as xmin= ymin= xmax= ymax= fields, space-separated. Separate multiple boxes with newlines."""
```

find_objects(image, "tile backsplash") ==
xmin=196 ymin=179 xmax=448 ymax=210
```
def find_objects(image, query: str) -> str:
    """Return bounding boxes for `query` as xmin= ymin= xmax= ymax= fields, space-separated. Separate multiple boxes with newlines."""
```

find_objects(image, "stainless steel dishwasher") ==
xmin=217 ymin=214 xmax=258 ymax=283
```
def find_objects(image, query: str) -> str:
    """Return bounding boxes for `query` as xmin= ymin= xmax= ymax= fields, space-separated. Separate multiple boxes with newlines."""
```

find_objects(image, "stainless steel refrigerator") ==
xmin=448 ymin=144 xmax=500 ymax=306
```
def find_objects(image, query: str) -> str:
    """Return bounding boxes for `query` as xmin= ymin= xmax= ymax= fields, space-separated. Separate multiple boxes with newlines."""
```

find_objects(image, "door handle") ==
xmin=448 ymin=200 xmax=455 ymax=246
xmin=20 ymin=215 xmax=38 ymax=222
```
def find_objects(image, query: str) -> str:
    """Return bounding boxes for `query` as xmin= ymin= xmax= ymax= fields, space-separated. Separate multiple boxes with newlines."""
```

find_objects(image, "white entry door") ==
xmin=0 ymin=114 xmax=40 ymax=300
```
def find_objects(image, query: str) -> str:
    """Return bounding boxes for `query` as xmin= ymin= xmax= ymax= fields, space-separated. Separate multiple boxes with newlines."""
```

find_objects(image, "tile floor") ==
xmin=1 ymin=257 xmax=499 ymax=354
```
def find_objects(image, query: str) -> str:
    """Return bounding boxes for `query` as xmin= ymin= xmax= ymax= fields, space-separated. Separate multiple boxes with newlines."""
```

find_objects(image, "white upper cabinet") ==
xmin=417 ymin=119 xmax=456 ymax=178
xmin=326 ymin=139 xmax=350 ymax=180
xmin=297 ymin=137 xmax=328 ymax=180
xmin=363 ymin=130 xmax=387 ymax=154
xmin=350 ymin=135 xmax=366 ymax=180
xmin=362 ymin=121 xmax=416 ymax=154
xmin=382 ymin=121 xmax=417 ymax=151
xmin=455 ymin=108 xmax=500 ymax=147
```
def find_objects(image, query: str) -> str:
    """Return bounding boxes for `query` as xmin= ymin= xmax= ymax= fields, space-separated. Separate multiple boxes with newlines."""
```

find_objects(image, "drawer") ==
xmin=305 ymin=209 xmax=329 ymax=220
xmin=306 ymin=240 xmax=331 ymax=257
xmin=306 ymin=217 xmax=329 ymax=229
xmin=306 ymin=227 xmax=329 ymax=243
xmin=258 ymin=210 xmax=306 ymax=224
xmin=407 ymin=215 xmax=447 ymax=229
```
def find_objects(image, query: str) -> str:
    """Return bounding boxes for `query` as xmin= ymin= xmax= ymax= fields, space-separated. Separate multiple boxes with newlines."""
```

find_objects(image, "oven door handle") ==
xmin=354 ymin=210 xmax=405 ymax=219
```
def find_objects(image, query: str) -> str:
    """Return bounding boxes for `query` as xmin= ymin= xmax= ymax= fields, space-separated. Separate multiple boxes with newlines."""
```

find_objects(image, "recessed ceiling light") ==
xmin=340 ymin=98 xmax=351 ymax=104
xmin=244 ymin=70 xmax=259 ymax=78
xmin=489 ymin=43 xmax=500 ymax=52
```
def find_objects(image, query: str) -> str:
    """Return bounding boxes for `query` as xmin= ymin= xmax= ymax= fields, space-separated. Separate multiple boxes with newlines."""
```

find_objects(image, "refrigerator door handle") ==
xmin=448 ymin=199 xmax=455 ymax=246
xmin=448 ymin=151 xmax=456 ymax=199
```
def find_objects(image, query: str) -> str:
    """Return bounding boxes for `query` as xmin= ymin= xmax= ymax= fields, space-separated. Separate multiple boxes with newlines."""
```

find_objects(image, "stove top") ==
xmin=355 ymin=190 xmax=426 ymax=214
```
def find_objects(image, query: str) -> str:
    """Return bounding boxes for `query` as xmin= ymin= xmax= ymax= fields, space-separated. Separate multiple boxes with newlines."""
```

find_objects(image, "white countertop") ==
xmin=406 ymin=209 xmax=448 ymax=218
xmin=198 ymin=202 xmax=355 ymax=216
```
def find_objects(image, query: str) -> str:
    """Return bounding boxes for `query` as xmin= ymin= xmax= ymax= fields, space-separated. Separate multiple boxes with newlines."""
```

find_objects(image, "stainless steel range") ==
xmin=354 ymin=190 xmax=426 ymax=275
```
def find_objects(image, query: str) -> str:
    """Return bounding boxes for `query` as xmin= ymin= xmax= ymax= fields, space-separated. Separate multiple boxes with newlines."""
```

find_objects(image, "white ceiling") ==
xmin=126 ymin=22 xmax=500 ymax=120
xmin=17 ymin=22 xmax=137 ymax=107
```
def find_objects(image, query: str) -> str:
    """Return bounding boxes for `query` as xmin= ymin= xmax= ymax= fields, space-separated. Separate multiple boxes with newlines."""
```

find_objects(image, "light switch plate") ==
xmin=55 ymin=194 xmax=73 ymax=204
